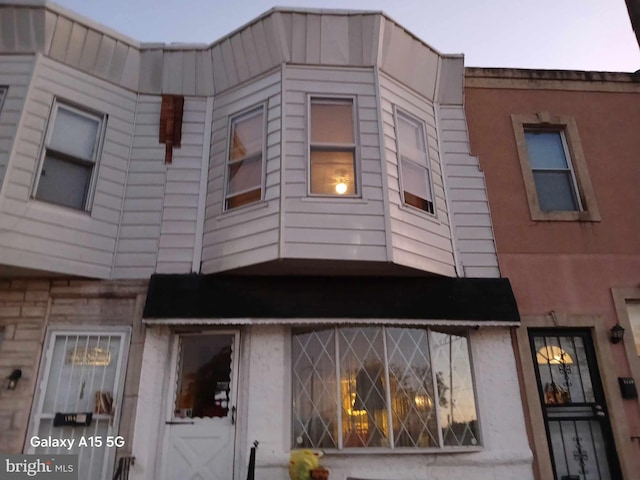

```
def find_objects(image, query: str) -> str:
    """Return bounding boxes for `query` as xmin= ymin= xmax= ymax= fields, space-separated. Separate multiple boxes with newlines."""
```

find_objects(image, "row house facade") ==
xmin=465 ymin=68 xmax=640 ymax=479
xmin=0 ymin=1 xmax=534 ymax=480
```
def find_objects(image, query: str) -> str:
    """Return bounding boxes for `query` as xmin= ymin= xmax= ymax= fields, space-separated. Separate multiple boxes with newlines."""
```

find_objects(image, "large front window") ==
xmin=292 ymin=326 xmax=479 ymax=450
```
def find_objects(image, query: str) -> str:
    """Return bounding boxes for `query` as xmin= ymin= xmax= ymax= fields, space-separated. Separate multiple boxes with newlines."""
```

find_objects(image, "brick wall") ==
xmin=0 ymin=278 xmax=147 ymax=454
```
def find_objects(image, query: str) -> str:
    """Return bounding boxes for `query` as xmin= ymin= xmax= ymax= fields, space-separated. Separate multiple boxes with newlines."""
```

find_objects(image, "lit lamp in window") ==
xmin=334 ymin=170 xmax=349 ymax=195
xmin=6 ymin=369 xmax=22 ymax=390
xmin=414 ymin=393 xmax=433 ymax=411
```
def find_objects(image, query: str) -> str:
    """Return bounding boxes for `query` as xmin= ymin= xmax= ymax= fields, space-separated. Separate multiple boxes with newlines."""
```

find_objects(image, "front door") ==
xmin=530 ymin=330 xmax=622 ymax=480
xmin=162 ymin=332 xmax=239 ymax=480
xmin=28 ymin=330 xmax=128 ymax=479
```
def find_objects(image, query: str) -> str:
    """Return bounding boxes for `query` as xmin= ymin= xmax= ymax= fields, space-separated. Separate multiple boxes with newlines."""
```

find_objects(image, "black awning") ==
xmin=142 ymin=274 xmax=520 ymax=323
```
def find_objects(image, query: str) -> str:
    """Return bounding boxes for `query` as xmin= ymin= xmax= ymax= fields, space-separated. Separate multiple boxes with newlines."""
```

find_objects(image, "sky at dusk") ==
xmin=51 ymin=0 xmax=639 ymax=72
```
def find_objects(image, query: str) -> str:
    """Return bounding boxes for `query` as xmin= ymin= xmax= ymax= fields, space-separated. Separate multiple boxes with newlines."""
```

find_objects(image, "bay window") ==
xmin=292 ymin=326 xmax=479 ymax=450
xmin=309 ymin=98 xmax=357 ymax=196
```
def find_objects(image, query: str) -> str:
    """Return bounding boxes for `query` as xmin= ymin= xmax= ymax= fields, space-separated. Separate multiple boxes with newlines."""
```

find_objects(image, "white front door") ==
xmin=162 ymin=332 xmax=240 ymax=480
xmin=28 ymin=330 xmax=128 ymax=479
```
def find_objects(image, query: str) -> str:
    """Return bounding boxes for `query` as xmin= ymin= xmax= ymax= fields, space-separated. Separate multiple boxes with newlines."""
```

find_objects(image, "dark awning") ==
xmin=143 ymin=274 xmax=520 ymax=325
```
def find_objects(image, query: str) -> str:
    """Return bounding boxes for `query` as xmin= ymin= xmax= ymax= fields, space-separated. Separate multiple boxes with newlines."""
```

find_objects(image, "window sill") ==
xmin=219 ymin=199 xmax=269 ymax=221
xmin=398 ymin=201 xmax=441 ymax=225
xmin=302 ymin=196 xmax=368 ymax=205
xmin=29 ymin=199 xmax=92 ymax=218
xmin=530 ymin=208 xmax=601 ymax=222
xmin=310 ymin=446 xmax=483 ymax=456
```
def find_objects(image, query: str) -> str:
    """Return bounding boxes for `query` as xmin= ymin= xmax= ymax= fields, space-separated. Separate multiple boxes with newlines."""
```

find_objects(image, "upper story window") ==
xmin=34 ymin=101 xmax=104 ymax=211
xmin=395 ymin=109 xmax=434 ymax=214
xmin=225 ymin=106 xmax=265 ymax=210
xmin=524 ymin=130 xmax=580 ymax=212
xmin=512 ymin=113 xmax=600 ymax=222
xmin=292 ymin=326 xmax=479 ymax=450
xmin=309 ymin=98 xmax=357 ymax=196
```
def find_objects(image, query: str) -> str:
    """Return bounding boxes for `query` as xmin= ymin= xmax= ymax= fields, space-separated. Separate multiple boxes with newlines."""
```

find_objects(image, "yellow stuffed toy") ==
xmin=288 ymin=449 xmax=322 ymax=480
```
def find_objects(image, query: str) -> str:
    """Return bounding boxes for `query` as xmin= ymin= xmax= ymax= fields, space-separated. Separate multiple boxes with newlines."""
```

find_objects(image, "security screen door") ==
xmin=28 ymin=331 xmax=128 ymax=480
xmin=530 ymin=330 xmax=621 ymax=480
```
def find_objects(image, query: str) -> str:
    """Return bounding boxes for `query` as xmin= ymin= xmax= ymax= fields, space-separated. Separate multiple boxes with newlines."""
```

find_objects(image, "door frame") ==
xmin=25 ymin=326 xmax=131 ymax=480
xmin=528 ymin=328 xmax=622 ymax=480
xmin=158 ymin=329 xmax=241 ymax=480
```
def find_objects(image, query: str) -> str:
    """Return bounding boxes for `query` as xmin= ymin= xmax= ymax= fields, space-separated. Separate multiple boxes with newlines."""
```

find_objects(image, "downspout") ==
xmin=192 ymin=96 xmax=214 ymax=273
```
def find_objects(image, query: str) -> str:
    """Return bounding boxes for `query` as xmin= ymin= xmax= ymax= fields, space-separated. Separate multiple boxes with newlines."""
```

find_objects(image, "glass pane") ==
xmin=534 ymin=335 xmax=595 ymax=404
xmin=36 ymin=155 xmax=92 ymax=209
xmin=50 ymin=107 xmax=100 ymax=160
xmin=626 ymin=301 xmax=640 ymax=356
xmin=402 ymin=158 xmax=432 ymax=202
xmin=174 ymin=335 xmax=233 ymax=419
xmin=386 ymin=328 xmax=439 ymax=448
xmin=525 ymin=130 xmax=568 ymax=169
xmin=431 ymin=331 xmax=479 ymax=446
xmin=311 ymin=101 xmax=354 ymax=144
xmin=292 ymin=329 xmax=338 ymax=449
xmin=310 ymin=150 xmax=356 ymax=195
xmin=548 ymin=420 xmax=612 ymax=480
xmin=339 ymin=328 xmax=389 ymax=448
xmin=227 ymin=155 xmax=262 ymax=196
xmin=230 ymin=109 xmax=264 ymax=161
xmin=533 ymin=170 xmax=578 ymax=211
xmin=397 ymin=115 xmax=427 ymax=163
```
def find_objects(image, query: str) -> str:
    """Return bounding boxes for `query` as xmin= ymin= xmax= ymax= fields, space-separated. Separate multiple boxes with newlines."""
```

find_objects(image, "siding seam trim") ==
xmin=373 ymin=65 xmax=393 ymax=263
xmin=278 ymin=63 xmax=286 ymax=258
xmin=433 ymin=56 xmax=463 ymax=277
xmin=111 ymin=91 xmax=140 ymax=277
xmin=192 ymin=96 xmax=214 ymax=273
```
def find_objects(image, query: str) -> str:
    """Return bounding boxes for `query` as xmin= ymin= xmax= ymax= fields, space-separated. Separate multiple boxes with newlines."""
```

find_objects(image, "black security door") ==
xmin=530 ymin=330 xmax=622 ymax=480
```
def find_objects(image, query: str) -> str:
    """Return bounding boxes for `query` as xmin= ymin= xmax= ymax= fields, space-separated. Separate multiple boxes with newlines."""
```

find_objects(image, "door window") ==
xmin=531 ymin=331 xmax=621 ymax=480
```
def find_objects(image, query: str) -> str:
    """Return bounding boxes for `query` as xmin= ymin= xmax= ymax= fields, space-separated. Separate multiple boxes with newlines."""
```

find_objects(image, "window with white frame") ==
xmin=292 ymin=326 xmax=479 ymax=450
xmin=309 ymin=98 xmax=357 ymax=196
xmin=524 ymin=129 xmax=581 ymax=212
xmin=34 ymin=101 xmax=104 ymax=210
xmin=395 ymin=110 xmax=434 ymax=214
xmin=225 ymin=106 xmax=265 ymax=210
xmin=627 ymin=301 xmax=640 ymax=357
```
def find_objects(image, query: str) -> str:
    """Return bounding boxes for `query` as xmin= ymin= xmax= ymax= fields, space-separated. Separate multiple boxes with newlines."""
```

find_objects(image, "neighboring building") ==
xmin=465 ymin=68 xmax=640 ymax=480
xmin=0 ymin=2 xmax=534 ymax=480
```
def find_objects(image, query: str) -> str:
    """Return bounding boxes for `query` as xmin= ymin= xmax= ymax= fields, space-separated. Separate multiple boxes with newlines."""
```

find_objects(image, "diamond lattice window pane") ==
xmin=431 ymin=331 xmax=479 ymax=446
xmin=292 ymin=329 xmax=338 ymax=448
xmin=386 ymin=328 xmax=439 ymax=448
xmin=339 ymin=328 xmax=389 ymax=448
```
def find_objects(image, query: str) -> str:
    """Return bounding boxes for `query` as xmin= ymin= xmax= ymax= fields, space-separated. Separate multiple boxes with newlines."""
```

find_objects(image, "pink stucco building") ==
xmin=465 ymin=67 xmax=640 ymax=480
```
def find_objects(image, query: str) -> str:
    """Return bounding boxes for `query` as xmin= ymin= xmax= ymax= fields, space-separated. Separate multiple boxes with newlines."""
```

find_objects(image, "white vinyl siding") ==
xmin=282 ymin=66 xmax=387 ymax=262
xmin=379 ymin=72 xmax=456 ymax=277
xmin=0 ymin=56 xmax=136 ymax=278
xmin=201 ymin=70 xmax=282 ymax=273
xmin=439 ymin=105 xmax=499 ymax=278
xmin=0 ymin=56 xmax=35 ymax=193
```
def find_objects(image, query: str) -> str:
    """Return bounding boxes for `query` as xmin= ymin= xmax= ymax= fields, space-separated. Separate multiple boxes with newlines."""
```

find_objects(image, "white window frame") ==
xmin=223 ymin=103 xmax=267 ymax=212
xmin=291 ymin=325 xmax=481 ymax=452
xmin=0 ymin=86 xmax=7 ymax=113
xmin=307 ymin=96 xmax=359 ymax=197
xmin=394 ymin=107 xmax=436 ymax=216
xmin=524 ymin=128 xmax=583 ymax=212
xmin=32 ymin=100 xmax=106 ymax=211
